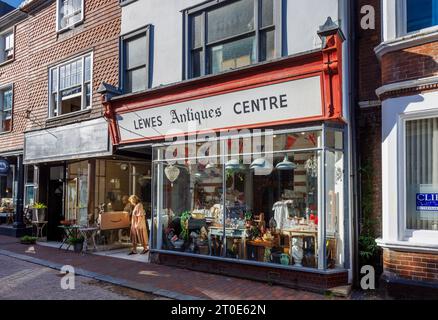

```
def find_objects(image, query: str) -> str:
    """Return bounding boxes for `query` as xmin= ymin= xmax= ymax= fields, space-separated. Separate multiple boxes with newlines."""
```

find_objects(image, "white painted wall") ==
xmin=381 ymin=91 xmax=438 ymax=248
xmin=121 ymin=0 xmax=340 ymax=88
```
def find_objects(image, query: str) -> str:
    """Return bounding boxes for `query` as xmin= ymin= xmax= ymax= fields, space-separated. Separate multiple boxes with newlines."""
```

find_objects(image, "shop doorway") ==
xmin=47 ymin=166 xmax=64 ymax=241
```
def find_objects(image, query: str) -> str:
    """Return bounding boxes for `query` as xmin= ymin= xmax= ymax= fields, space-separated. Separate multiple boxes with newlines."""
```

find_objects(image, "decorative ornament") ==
xmin=304 ymin=156 xmax=318 ymax=177
xmin=165 ymin=164 xmax=180 ymax=187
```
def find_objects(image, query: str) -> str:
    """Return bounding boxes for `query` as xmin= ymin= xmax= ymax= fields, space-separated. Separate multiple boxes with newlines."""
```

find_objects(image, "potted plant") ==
xmin=20 ymin=235 xmax=37 ymax=245
xmin=68 ymin=236 xmax=85 ymax=253
xmin=32 ymin=202 xmax=47 ymax=222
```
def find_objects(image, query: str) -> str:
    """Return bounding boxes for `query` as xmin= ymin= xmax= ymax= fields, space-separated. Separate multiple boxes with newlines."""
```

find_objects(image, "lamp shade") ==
xmin=225 ymin=159 xmax=240 ymax=170
xmin=250 ymin=158 xmax=273 ymax=175
xmin=275 ymin=156 xmax=297 ymax=170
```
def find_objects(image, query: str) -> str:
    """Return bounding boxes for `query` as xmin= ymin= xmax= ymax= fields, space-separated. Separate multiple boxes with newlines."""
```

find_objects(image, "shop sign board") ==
xmin=116 ymin=76 xmax=323 ymax=143
xmin=0 ymin=159 xmax=10 ymax=176
xmin=416 ymin=193 xmax=438 ymax=212
xmin=414 ymin=185 xmax=438 ymax=221
xmin=24 ymin=118 xmax=111 ymax=164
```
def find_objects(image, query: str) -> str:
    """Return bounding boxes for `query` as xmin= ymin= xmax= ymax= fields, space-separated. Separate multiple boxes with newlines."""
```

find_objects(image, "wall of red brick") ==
xmin=357 ymin=0 xmax=382 ymax=102
xmin=0 ymin=19 xmax=30 ymax=152
xmin=383 ymin=249 xmax=438 ymax=283
xmin=381 ymin=41 xmax=438 ymax=85
xmin=26 ymin=0 xmax=121 ymax=129
xmin=356 ymin=0 xmax=382 ymax=237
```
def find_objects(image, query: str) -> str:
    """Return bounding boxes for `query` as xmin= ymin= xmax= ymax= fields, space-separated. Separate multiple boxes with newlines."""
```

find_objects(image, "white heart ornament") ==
xmin=165 ymin=165 xmax=180 ymax=187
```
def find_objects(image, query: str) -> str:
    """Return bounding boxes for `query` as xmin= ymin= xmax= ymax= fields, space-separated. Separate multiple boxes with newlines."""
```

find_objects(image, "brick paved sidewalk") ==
xmin=0 ymin=235 xmax=334 ymax=300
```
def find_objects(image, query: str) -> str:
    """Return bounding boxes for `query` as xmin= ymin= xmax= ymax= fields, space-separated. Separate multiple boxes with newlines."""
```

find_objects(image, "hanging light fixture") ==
xmin=225 ymin=159 xmax=240 ymax=170
xmin=250 ymin=158 xmax=273 ymax=175
xmin=275 ymin=155 xmax=297 ymax=171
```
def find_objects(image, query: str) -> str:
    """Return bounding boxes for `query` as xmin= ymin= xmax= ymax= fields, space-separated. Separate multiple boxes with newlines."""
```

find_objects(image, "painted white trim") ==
xmin=377 ymin=238 xmax=438 ymax=254
xmin=358 ymin=100 xmax=381 ymax=109
xmin=375 ymin=27 xmax=438 ymax=59
xmin=376 ymin=75 xmax=438 ymax=98
xmin=380 ymin=92 xmax=438 ymax=252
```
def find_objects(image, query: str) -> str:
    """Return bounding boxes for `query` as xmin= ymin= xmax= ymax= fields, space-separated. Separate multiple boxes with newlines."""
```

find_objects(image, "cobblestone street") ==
xmin=0 ymin=254 xmax=162 ymax=300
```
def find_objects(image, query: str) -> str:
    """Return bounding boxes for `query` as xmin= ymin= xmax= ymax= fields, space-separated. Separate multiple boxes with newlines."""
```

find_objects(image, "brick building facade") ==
xmin=0 ymin=0 xmax=121 ymax=237
xmin=374 ymin=0 xmax=438 ymax=297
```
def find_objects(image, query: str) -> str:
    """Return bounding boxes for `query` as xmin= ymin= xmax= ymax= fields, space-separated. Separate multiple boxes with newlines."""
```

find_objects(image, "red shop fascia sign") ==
xmin=102 ymin=31 xmax=344 ymax=146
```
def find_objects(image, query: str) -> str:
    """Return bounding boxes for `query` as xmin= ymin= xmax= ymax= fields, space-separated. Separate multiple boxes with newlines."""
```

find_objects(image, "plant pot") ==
xmin=33 ymin=208 xmax=46 ymax=222
xmin=73 ymin=242 xmax=83 ymax=253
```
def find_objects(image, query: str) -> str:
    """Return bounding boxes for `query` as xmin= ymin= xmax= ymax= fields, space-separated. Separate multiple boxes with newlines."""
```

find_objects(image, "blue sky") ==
xmin=3 ymin=0 xmax=22 ymax=8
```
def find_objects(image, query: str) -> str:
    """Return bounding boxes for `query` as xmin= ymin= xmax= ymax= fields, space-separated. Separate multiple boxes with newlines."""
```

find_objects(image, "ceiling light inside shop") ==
xmin=250 ymin=158 xmax=273 ymax=175
xmin=275 ymin=156 xmax=297 ymax=171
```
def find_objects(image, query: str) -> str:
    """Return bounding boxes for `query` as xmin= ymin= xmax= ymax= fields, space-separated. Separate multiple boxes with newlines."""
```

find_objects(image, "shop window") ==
xmin=93 ymin=160 xmax=151 ymax=246
xmin=24 ymin=165 xmax=36 ymax=207
xmin=121 ymin=27 xmax=151 ymax=93
xmin=0 ymin=30 xmax=14 ymax=63
xmin=186 ymin=0 xmax=279 ymax=78
xmin=0 ymin=86 xmax=12 ymax=133
xmin=66 ymin=161 xmax=89 ymax=225
xmin=152 ymin=129 xmax=345 ymax=270
xmin=405 ymin=117 xmax=438 ymax=231
xmin=0 ymin=161 xmax=15 ymax=218
xmin=49 ymin=53 xmax=92 ymax=117
xmin=57 ymin=0 xmax=84 ymax=31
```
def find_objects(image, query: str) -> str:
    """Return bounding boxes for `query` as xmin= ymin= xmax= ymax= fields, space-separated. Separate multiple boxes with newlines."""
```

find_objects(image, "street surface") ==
xmin=0 ymin=254 xmax=164 ymax=300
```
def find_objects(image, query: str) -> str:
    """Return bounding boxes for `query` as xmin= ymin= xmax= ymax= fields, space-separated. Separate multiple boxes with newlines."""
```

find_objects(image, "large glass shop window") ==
xmin=153 ymin=129 xmax=344 ymax=269
xmin=66 ymin=161 xmax=89 ymax=225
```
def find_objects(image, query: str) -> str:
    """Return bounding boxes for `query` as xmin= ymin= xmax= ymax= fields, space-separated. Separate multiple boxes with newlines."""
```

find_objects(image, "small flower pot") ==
xmin=73 ymin=242 xmax=83 ymax=253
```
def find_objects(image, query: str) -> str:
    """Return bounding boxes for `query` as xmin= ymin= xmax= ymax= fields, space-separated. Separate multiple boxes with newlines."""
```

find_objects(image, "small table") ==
xmin=78 ymin=226 xmax=98 ymax=253
xmin=208 ymin=226 xmax=247 ymax=259
xmin=32 ymin=221 xmax=48 ymax=239
xmin=282 ymin=227 xmax=318 ymax=266
xmin=58 ymin=225 xmax=80 ymax=250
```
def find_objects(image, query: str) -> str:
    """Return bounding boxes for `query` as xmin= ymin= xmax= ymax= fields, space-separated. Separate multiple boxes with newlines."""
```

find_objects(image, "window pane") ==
xmin=60 ymin=59 xmax=82 ymax=90
xmin=85 ymin=83 xmax=91 ymax=107
xmin=125 ymin=34 xmax=147 ymax=70
xmin=191 ymin=13 xmax=203 ymax=49
xmin=84 ymin=55 xmax=91 ymax=82
xmin=209 ymin=36 xmax=256 ymax=74
xmin=51 ymin=69 xmax=58 ymax=93
xmin=407 ymin=0 xmax=438 ymax=33
xmin=127 ymin=67 xmax=147 ymax=93
xmin=60 ymin=0 xmax=82 ymax=29
xmin=191 ymin=49 xmax=202 ymax=77
xmin=261 ymin=0 xmax=274 ymax=27
xmin=260 ymin=28 xmax=275 ymax=61
xmin=406 ymin=118 xmax=438 ymax=231
xmin=3 ymin=89 xmax=12 ymax=111
xmin=207 ymin=0 xmax=255 ymax=43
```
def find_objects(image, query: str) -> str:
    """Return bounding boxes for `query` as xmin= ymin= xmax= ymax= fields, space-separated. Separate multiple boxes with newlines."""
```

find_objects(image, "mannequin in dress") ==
xmin=128 ymin=195 xmax=149 ymax=255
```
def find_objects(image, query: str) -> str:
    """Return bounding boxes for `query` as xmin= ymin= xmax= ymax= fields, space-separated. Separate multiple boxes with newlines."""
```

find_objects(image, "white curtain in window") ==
xmin=406 ymin=117 xmax=438 ymax=230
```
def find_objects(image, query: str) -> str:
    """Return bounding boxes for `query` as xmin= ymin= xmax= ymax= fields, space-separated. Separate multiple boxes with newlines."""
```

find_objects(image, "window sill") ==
xmin=0 ymin=58 xmax=15 ymax=68
xmin=56 ymin=20 xmax=84 ymax=35
xmin=375 ymin=26 xmax=438 ymax=59
xmin=46 ymin=108 xmax=91 ymax=123
xmin=376 ymin=238 xmax=438 ymax=254
xmin=0 ymin=130 xmax=12 ymax=136
xmin=119 ymin=0 xmax=137 ymax=7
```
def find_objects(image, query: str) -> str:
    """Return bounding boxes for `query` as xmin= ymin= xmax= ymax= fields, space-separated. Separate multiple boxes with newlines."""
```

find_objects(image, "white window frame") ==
xmin=56 ymin=0 xmax=85 ymax=32
xmin=0 ymin=84 xmax=13 ymax=133
xmin=396 ymin=0 xmax=438 ymax=38
xmin=48 ymin=52 xmax=93 ymax=118
xmin=0 ymin=28 xmax=14 ymax=63
xmin=398 ymin=109 xmax=438 ymax=244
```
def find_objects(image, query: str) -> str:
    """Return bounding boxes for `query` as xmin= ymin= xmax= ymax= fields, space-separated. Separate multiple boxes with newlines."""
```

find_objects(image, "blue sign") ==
xmin=416 ymin=193 xmax=438 ymax=212
xmin=0 ymin=159 xmax=10 ymax=176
